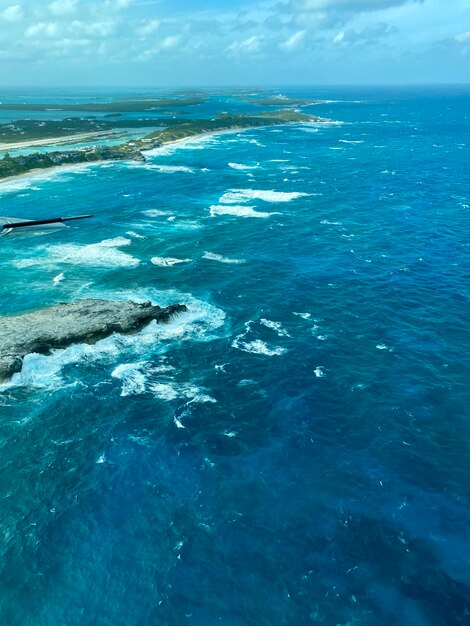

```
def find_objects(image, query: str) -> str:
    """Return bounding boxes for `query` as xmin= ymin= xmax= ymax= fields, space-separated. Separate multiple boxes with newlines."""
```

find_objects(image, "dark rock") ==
xmin=0 ymin=299 xmax=187 ymax=381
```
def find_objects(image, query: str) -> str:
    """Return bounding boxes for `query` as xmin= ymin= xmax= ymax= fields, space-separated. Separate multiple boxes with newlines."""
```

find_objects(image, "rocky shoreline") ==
xmin=0 ymin=299 xmax=187 ymax=382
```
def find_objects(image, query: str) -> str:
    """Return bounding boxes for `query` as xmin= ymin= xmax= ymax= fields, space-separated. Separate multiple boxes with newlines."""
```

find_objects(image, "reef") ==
xmin=0 ymin=299 xmax=187 ymax=381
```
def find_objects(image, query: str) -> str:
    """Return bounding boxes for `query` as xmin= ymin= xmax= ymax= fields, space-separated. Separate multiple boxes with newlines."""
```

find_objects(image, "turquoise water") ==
xmin=0 ymin=87 xmax=469 ymax=625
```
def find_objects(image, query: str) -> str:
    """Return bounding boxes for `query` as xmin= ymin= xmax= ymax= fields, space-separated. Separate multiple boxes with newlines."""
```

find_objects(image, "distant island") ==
xmin=0 ymin=108 xmax=325 ymax=180
xmin=0 ymin=97 xmax=205 ymax=112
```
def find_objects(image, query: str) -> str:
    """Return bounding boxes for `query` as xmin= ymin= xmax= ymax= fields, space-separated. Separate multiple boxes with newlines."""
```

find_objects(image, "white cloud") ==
xmin=25 ymin=22 xmax=59 ymax=38
xmin=0 ymin=0 xmax=467 ymax=85
xmin=455 ymin=31 xmax=470 ymax=43
xmin=280 ymin=30 xmax=306 ymax=51
xmin=160 ymin=35 xmax=181 ymax=50
xmin=227 ymin=35 xmax=262 ymax=56
xmin=72 ymin=20 xmax=117 ymax=37
xmin=295 ymin=0 xmax=418 ymax=11
xmin=1 ymin=4 xmax=24 ymax=22
xmin=49 ymin=0 xmax=77 ymax=16
xmin=136 ymin=19 xmax=160 ymax=37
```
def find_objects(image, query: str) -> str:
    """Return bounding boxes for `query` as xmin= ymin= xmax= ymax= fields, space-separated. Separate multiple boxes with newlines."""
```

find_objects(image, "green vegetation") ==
xmin=0 ymin=97 xmax=205 ymax=113
xmin=0 ymin=110 xmax=323 ymax=181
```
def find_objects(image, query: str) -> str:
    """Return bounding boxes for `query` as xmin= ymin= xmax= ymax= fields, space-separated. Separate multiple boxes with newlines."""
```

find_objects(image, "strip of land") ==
xmin=0 ymin=130 xmax=119 ymax=151
xmin=0 ymin=97 xmax=205 ymax=112
xmin=0 ymin=110 xmax=325 ymax=181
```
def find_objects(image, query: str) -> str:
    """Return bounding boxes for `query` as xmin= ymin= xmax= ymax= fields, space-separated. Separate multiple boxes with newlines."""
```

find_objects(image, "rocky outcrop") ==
xmin=0 ymin=299 xmax=187 ymax=381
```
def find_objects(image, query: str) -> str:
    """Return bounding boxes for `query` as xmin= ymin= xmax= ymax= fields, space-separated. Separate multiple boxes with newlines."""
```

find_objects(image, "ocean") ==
xmin=0 ymin=86 xmax=469 ymax=625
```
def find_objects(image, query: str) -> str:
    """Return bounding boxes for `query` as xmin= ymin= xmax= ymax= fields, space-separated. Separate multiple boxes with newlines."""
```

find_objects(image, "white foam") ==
xmin=320 ymin=220 xmax=342 ymax=225
xmin=53 ymin=272 xmax=65 ymax=286
xmin=13 ymin=237 xmax=140 ymax=269
xmin=111 ymin=362 xmax=147 ymax=396
xmin=126 ymin=230 xmax=146 ymax=239
xmin=260 ymin=318 xmax=290 ymax=337
xmin=293 ymin=312 xmax=311 ymax=320
xmin=145 ymin=164 xmax=195 ymax=174
xmin=143 ymin=134 xmax=218 ymax=157
xmin=2 ymin=291 xmax=226 ymax=391
xmin=376 ymin=344 xmax=393 ymax=351
xmin=151 ymin=257 xmax=192 ymax=267
xmin=220 ymin=189 xmax=309 ymax=204
xmin=142 ymin=209 xmax=170 ymax=217
xmin=210 ymin=205 xmax=276 ymax=219
xmin=228 ymin=162 xmax=259 ymax=170
xmin=232 ymin=338 xmax=287 ymax=356
xmin=202 ymin=251 xmax=246 ymax=264
xmin=150 ymin=381 xmax=215 ymax=403
xmin=0 ymin=164 xmax=97 ymax=195
xmin=339 ymin=140 xmax=364 ymax=144
xmin=314 ymin=367 xmax=326 ymax=378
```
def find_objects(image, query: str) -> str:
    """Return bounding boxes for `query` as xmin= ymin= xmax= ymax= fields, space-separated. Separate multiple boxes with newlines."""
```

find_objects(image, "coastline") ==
xmin=0 ymin=122 xmax=311 ymax=186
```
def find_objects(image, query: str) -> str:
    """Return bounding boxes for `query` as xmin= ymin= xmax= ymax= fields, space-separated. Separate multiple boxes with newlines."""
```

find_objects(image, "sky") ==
xmin=0 ymin=0 xmax=469 ymax=86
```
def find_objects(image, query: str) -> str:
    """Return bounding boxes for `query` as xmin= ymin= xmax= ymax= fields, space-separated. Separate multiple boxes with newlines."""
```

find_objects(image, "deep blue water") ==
xmin=0 ymin=87 xmax=470 ymax=625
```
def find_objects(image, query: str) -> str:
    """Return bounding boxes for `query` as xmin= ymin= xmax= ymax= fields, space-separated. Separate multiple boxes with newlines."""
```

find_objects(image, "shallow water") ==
xmin=0 ymin=86 xmax=469 ymax=625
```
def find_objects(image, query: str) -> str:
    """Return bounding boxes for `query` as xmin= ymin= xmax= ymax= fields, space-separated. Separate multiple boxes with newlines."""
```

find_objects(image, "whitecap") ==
xmin=219 ymin=189 xmax=309 ymax=204
xmin=202 ymin=251 xmax=246 ymax=264
xmin=232 ymin=338 xmax=287 ymax=356
xmin=0 ymin=163 xmax=97 ymax=195
xmin=53 ymin=272 xmax=65 ymax=286
xmin=150 ymin=257 xmax=192 ymax=267
xmin=209 ymin=205 xmax=276 ymax=219
xmin=376 ymin=344 xmax=393 ymax=351
xmin=314 ymin=367 xmax=326 ymax=378
xmin=260 ymin=318 xmax=290 ymax=337
xmin=143 ymin=135 xmax=218 ymax=157
xmin=126 ymin=230 xmax=146 ymax=239
xmin=13 ymin=237 xmax=139 ymax=269
xmin=339 ymin=140 xmax=364 ymax=144
xmin=293 ymin=312 xmax=311 ymax=320
xmin=142 ymin=209 xmax=170 ymax=217
xmin=111 ymin=362 xmax=147 ymax=396
xmin=150 ymin=164 xmax=195 ymax=174
xmin=150 ymin=381 xmax=215 ymax=403
xmin=228 ymin=162 xmax=259 ymax=170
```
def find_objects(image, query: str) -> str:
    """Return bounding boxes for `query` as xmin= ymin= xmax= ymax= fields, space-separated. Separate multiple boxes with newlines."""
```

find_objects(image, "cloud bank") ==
xmin=0 ymin=0 xmax=468 ymax=85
